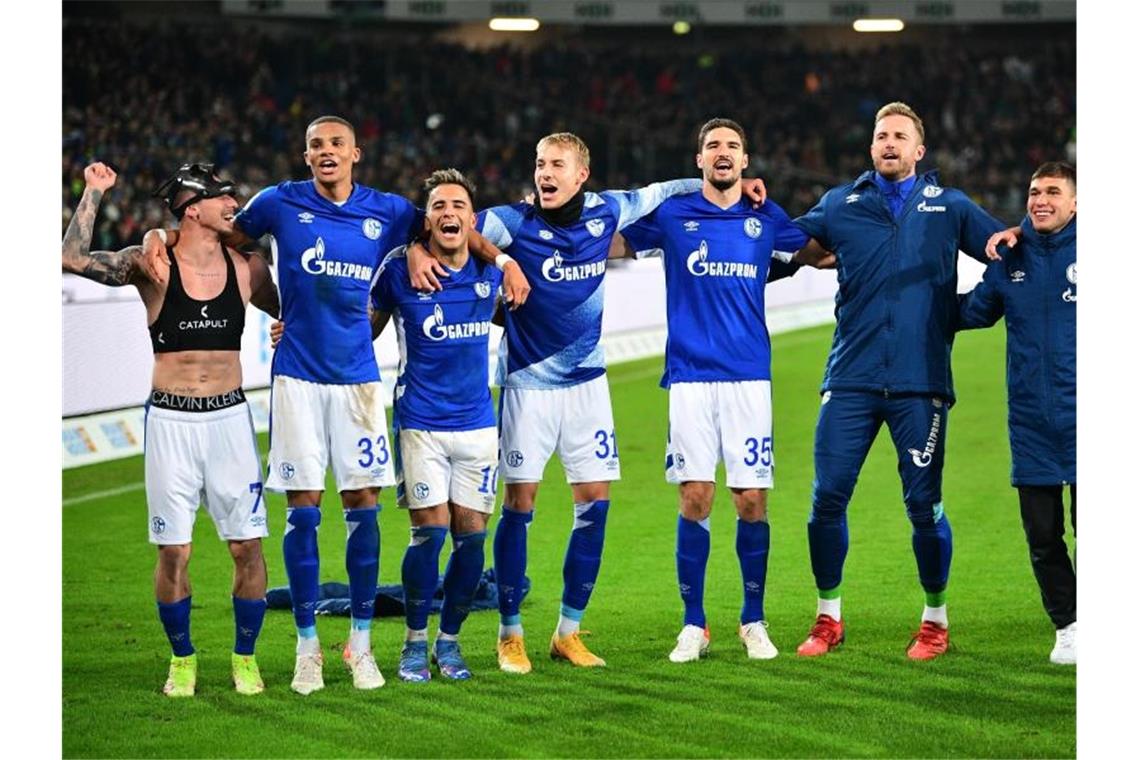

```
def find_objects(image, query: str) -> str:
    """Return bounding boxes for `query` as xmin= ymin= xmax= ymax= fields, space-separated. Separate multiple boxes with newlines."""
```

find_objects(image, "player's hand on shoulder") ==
xmin=984 ymin=225 xmax=1021 ymax=260
xmin=140 ymin=228 xmax=171 ymax=286
xmin=742 ymin=177 xmax=767 ymax=207
xmin=811 ymin=251 xmax=837 ymax=269
xmin=501 ymin=260 xmax=531 ymax=310
xmin=407 ymin=240 xmax=447 ymax=292
xmin=269 ymin=320 xmax=284 ymax=348
xmin=84 ymin=162 xmax=117 ymax=193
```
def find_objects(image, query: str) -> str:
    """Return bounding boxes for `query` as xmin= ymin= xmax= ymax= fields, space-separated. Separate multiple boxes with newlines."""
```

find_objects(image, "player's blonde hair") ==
xmin=874 ymin=102 xmax=925 ymax=144
xmin=536 ymin=132 xmax=591 ymax=169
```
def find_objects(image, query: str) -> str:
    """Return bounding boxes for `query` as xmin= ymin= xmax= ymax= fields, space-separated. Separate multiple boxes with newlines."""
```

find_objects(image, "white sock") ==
xmin=922 ymin=605 xmax=948 ymax=627
xmin=557 ymin=615 xmax=581 ymax=638
xmin=499 ymin=623 xmax=523 ymax=639
xmin=436 ymin=630 xmax=458 ymax=643
xmin=296 ymin=635 xmax=321 ymax=656
xmin=818 ymin=597 xmax=841 ymax=621
xmin=405 ymin=627 xmax=428 ymax=643
xmin=348 ymin=627 xmax=372 ymax=654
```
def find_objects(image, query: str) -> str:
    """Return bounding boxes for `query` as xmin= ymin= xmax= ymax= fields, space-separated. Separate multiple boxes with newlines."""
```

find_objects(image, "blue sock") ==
xmin=440 ymin=531 xmax=487 ymax=636
xmin=676 ymin=516 xmax=710 ymax=628
xmin=562 ymin=500 xmax=610 ymax=613
xmin=494 ymin=506 xmax=533 ymax=625
xmin=345 ymin=507 xmax=380 ymax=631
xmin=402 ymin=525 xmax=447 ymax=632
xmin=233 ymin=596 xmax=267 ymax=655
xmin=807 ymin=512 xmax=848 ymax=593
xmin=157 ymin=596 xmax=194 ymax=657
xmin=283 ymin=506 xmax=321 ymax=633
xmin=910 ymin=502 xmax=953 ymax=594
xmin=736 ymin=518 xmax=771 ymax=624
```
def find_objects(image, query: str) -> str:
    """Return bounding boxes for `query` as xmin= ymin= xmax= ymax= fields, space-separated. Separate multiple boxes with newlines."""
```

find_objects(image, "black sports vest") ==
xmin=148 ymin=246 xmax=245 ymax=353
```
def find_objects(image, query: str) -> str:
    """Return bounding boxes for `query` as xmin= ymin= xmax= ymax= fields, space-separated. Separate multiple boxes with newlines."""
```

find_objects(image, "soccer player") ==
xmin=141 ymin=116 xmax=522 ymax=694
xmin=62 ymin=162 xmax=280 ymax=697
xmin=791 ymin=102 xmax=1005 ymax=660
xmin=619 ymin=119 xmax=816 ymax=662
xmin=409 ymin=133 xmax=764 ymax=673
xmin=372 ymin=169 xmax=503 ymax=681
xmin=957 ymin=162 xmax=1077 ymax=664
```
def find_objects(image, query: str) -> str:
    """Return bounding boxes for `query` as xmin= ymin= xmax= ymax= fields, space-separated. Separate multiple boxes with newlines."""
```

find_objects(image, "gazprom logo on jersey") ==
xmin=300 ymin=237 xmax=373 ymax=281
xmin=541 ymin=250 xmax=606 ymax=283
xmin=422 ymin=304 xmax=491 ymax=342
xmin=685 ymin=241 xmax=759 ymax=279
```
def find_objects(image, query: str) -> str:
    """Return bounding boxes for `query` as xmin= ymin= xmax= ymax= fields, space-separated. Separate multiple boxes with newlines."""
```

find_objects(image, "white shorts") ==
xmin=499 ymin=375 xmax=621 ymax=484
xmin=396 ymin=427 xmax=498 ymax=513
xmin=265 ymin=376 xmax=395 ymax=493
xmin=144 ymin=398 xmax=268 ymax=545
xmin=666 ymin=380 xmax=774 ymax=489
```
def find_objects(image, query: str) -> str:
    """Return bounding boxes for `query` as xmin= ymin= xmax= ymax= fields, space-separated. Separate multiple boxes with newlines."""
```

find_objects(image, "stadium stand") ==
xmin=62 ymin=15 xmax=1074 ymax=250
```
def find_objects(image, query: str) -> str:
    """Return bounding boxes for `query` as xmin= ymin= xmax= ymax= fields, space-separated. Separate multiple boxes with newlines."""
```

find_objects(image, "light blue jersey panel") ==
xmin=372 ymin=249 xmax=502 ymax=432
xmin=237 ymin=180 xmax=420 ymax=384
xmin=477 ymin=178 xmax=700 ymax=389
xmin=621 ymin=193 xmax=808 ymax=387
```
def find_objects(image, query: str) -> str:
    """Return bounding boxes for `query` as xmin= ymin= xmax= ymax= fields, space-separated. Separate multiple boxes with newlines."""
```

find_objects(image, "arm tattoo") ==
xmin=62 ymin=188 xmax=141 ymax=286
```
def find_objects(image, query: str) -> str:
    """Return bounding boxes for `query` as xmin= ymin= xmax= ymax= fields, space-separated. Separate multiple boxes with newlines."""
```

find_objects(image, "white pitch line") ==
xmin=62 ymin=481 xmax=145 ymax=506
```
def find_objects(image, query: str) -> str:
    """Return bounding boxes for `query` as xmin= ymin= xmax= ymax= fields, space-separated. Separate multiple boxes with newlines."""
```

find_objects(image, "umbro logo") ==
xmin=539 ymin=229 xmax=554 ymax=240
xmin=298 ymin=212 xmax=314 ymax=224
xmin=845 ymin=193 xmax=861 ymax=204
xmin=684 ymin=221 xmax=700 ymax=232
xmin=1011 ymin=270 xmax=1026 ymax=283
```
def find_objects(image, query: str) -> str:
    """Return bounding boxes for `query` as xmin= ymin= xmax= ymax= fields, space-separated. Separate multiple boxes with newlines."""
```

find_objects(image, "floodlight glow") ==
xmin=673 ymin=21 xmax=691 ymax=35
xmin=853 ymin=18 xmax=905 ymax=32
xmin=489 ymin=18 xmax=541 ymax=32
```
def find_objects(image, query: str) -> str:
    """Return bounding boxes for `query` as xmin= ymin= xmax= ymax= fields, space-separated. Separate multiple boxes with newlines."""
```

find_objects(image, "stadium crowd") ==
xmin=62 ymin=18 xmax=1074 ymax=250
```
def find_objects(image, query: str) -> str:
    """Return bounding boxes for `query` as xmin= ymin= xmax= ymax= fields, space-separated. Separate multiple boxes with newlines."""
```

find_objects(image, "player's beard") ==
xmin=709 ymin=176 xmax=738 ymax=192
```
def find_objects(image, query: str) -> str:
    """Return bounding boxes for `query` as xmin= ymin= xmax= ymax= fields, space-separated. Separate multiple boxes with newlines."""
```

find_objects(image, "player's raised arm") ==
xmin=62 ymin=162 xmax=146 ymax=288
xmin=604 ymin=178 xmax=702 ymax=231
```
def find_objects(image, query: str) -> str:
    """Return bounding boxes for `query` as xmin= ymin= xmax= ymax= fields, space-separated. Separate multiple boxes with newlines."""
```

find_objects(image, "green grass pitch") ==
xmin=62 ymin=323 xmax=1075 ymax=758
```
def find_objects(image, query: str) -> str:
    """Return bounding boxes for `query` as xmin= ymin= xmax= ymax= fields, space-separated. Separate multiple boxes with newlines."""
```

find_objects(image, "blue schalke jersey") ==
xmin=237 ymin=180 xmax=420 ymax=384
xmin=478 ymin=179 xmax=700 ymax=389
xmin=621 ymin=193 xmax=808 ymax=387
xmin=372 ymin=248 xmax=502 ymax=432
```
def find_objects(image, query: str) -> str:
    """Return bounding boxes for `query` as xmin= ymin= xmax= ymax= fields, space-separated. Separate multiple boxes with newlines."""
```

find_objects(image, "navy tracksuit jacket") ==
xmin=957 ymin=217 xmax=1076 ymax=486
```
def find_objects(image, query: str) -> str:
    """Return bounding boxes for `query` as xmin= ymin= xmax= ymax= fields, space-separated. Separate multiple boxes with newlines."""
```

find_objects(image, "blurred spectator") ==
xmin=63 ymin=19 xmax=1074 ymax=249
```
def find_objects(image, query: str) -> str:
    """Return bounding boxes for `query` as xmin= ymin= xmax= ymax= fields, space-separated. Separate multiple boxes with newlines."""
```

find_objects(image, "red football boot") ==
xmin=796 ymin=614 xmax=845 ymax=656
xmin=906 ymin=621 xmax=949 ymax=660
